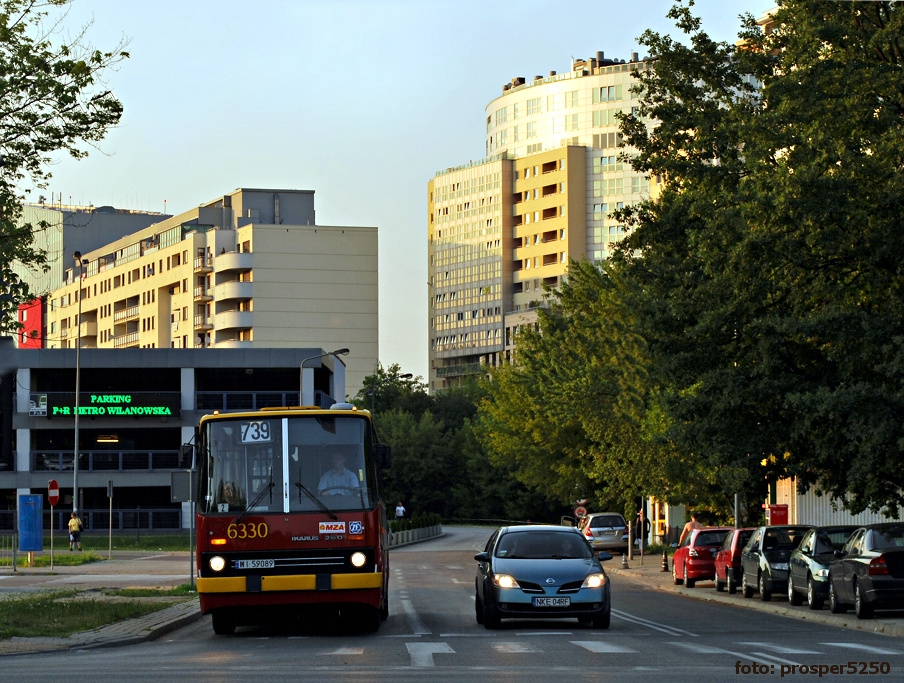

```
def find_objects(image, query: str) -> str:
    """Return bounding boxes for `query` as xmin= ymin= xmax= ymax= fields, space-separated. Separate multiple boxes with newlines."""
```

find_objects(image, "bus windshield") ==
xmin=199 ymin=413 xmax=375 ymax=515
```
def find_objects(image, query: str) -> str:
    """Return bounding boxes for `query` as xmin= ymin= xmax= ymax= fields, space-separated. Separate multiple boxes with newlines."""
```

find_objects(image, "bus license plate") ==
xmin=234 ymin=559 xmax=275 ymax=569
xmin=533 ymin=597 xmax=570 ymax=607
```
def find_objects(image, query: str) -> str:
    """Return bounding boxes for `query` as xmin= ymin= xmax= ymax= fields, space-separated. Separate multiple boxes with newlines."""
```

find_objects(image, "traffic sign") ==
xmin=48 ymin=479 xmax=59 ymax=507
xmin=574 ymin=505 xmax=588 ymax=518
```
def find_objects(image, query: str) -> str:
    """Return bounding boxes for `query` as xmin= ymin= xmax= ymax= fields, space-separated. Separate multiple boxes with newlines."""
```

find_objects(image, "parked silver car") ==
xmin=578 ymin=512 xmax=629 ymax=553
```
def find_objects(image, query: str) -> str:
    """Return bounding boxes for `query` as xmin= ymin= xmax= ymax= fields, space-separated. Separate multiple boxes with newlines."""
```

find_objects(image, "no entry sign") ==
xmin=48 ymin=479 xmax=60 ymax=506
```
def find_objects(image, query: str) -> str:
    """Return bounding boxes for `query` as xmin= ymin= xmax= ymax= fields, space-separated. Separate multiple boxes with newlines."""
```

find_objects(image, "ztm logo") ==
xmin=349 ymin=521 xmax=363 ymax=534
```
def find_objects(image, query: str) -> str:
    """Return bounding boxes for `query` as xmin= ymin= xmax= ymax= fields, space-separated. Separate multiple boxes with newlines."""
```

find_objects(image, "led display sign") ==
xmin=30 ymin=393 xmax=181 ymax=418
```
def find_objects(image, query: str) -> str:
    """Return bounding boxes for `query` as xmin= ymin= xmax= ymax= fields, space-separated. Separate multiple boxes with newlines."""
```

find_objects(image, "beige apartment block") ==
xmin=45 ymin=188 xmax=378 ymax=396
xmin=428 ymin=52 xmax=652 ymax=390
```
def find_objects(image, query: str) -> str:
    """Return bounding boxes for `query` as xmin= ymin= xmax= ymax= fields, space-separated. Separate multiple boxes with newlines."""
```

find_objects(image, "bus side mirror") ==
xmin=376 ymin=444 xmax=392 ymax=469
xmin=179 ymin=444 xmax=194 ymax=469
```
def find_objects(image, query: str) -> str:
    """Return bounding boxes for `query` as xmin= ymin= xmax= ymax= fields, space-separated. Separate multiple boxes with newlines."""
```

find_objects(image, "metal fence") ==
xmin=0 ymin=533 xmax=18 ymax=572
xmin=0 ymin=508 xmax=182 ymax=533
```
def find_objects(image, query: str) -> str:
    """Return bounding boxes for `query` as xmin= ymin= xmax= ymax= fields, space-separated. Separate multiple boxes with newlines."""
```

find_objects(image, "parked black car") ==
xmin=741 ymin=525 xmax=810 ymax=601
xmin=828 ymin=523 xmax=904 ymax=619
xmin=787 ymin=525 xmax=857 ymax=610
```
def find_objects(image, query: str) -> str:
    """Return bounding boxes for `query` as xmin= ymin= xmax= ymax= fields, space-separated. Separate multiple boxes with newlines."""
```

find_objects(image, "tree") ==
xmin=0 ymin=0 xmax=128 ymax=333
xmin=351 ymin=363 xmax=430 ymax=421
xmin=614 ymin=0 xmax=904 ymax=515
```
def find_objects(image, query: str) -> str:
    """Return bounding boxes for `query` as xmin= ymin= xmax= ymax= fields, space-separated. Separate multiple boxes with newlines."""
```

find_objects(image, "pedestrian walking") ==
xmin=68 ymin=511 xmax=83 ymax=551
xmin=395 ymin=501 xmax=406 ymax=521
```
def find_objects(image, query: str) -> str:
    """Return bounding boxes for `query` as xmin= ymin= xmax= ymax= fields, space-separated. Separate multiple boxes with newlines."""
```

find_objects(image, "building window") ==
xmin=592 ymin=84 xmax=623 ymax=103
xmin=565 ymin=90 xmax=579 ymax=108
xmin=527 ymin=98 xmax=541 ymax=115
xmin=565 ymin=113 xmax=579 ymax=131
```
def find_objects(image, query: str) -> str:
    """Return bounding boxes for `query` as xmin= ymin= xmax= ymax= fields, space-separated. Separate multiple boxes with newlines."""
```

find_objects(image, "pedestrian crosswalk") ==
xmin=311 ymin=637 xmax=904 ymax=668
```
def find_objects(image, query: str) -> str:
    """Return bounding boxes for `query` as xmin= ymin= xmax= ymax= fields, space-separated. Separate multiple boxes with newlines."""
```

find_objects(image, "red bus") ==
xmin=190 ymin=403 xmax=391 ymax=635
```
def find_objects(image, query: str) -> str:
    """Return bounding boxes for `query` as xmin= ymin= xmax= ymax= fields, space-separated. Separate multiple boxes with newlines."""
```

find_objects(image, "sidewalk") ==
xmin=607 ymin=551 xmax=904 ymax=638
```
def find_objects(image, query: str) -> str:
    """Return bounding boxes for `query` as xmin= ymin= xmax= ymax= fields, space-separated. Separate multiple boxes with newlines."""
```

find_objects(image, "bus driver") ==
xmin=317 ymin=452 xmax=360 ymax=497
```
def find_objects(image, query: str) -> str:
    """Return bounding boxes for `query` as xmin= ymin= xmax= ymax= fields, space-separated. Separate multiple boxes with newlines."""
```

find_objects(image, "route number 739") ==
xmin=241 ymin=421 xmax=271 ymax=443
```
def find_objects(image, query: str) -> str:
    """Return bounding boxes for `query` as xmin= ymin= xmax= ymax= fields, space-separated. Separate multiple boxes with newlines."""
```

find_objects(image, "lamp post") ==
xmin=299 ymin=348 xmax=349 ymax=406
xmin=72 ymin=251 xmax=88 ymax=514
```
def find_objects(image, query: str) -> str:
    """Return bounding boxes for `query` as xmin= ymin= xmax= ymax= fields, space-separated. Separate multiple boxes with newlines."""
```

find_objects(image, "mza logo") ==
xmin=349 ymin=521 xmax=363 ymax=534
xmin=319 ymin=521 xmax=346 ymax=533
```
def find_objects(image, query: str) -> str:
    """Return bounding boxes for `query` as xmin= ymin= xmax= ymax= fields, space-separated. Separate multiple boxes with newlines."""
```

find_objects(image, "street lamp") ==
xmin=72 ymin=251 xmax=88 ymax=514
xmin=299 ymin=348 xmax=349 ymax=406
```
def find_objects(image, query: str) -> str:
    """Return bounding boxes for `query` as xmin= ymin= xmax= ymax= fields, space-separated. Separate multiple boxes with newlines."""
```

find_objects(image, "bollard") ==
xmin=621 ymin=552 xmax=629 ymax=569
xmin=660 ymin=550 xmax=669 ymax=572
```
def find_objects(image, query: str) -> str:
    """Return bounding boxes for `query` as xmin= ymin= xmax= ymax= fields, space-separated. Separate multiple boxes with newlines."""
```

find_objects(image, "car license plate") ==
xmin=532 ymin=597 xmax=570 ymax=607
xmin=234 ymin=559 xmax=274 ymax=569
xmin=603 ymin=530 xmax=618 ymax=536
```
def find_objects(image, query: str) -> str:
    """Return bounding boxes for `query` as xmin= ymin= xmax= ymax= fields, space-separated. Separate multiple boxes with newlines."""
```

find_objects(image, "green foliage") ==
xmin=612 ymin=0 xmax=904 ymax=515
xmin=0 ymin=0 xmax=128 ymax=332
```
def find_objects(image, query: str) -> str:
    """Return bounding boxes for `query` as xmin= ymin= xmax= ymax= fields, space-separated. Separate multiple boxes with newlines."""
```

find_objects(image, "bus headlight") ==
xmin=350 ymin=552 xmax=367 ymax=568
xmin=210 ymin=556 xmax=226 ymax=572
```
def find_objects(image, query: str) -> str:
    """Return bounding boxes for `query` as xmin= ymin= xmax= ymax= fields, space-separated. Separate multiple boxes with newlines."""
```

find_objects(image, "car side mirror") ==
xmin=834 ymin=549 xmax=845 ymax=558
xmin=474 ymin=552 xmax=489 ymax=563
xmin=597 ymin=551 xmax=613 ymax=562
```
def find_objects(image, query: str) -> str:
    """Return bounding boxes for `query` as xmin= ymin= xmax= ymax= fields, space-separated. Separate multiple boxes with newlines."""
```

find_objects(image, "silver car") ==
xmin=579 ymin=512 xmax=629 ymax=553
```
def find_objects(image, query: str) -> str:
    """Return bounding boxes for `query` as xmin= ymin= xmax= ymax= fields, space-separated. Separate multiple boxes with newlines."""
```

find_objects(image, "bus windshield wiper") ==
xmin=295 ymin=481 xmax=338 ymax=521
xmin=235 ymin=468 xmax=274 ymax=525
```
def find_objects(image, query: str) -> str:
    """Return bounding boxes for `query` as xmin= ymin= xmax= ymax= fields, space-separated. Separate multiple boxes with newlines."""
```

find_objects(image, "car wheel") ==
xmin=715 ymin=574 xmax=724 ymax=592
xmin=475 ymin=590 xmax=484 ymax=625
xmin=854 ymin=581 xmax=873 ymax=620
xmin=685 ymin=564 xmax=696 ymax=589
xmin=788 ymin=575 xmax=803 ymax=606
xmin=360 ymin=605 xmax=381 ymax=633
xmin=592 ymin=608 xmax=611 ymax=629
xmin=807 ymin=575 xmax=824 ymax=610
xmin=829 ymin=581 xmax=847 ymax=614
xmin=380 ymin=592 xmax=389 ymax=621
xmin=759 ymin=572 xmax=772 ymax=602
xmin=727 ymin=574 xmax=737 ymax=595
xmin=672 ymin=562 xmax=683 ymax=585
xmin=482 ymin=586 xmax=501 ymax=629
xmin=211 ymin=613 xmax=236 ymax=636
xmin=742 ymin=572 xmax=754 ymax=598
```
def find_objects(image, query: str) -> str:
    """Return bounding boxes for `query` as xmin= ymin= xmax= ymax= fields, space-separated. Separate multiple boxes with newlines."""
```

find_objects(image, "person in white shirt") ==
xmin=395 ymin=502 xmax=406 ymax=520
xmin=317 ymin=452 xmax=360 ymax=497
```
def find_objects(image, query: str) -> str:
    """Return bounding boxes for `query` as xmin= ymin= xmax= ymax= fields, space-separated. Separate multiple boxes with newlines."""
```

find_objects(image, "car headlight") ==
xmin=492 ymin=574 xmax=520 ymax=589
xmin=581 ymin=573 xmax=607 ymax=589
xmin=770 ymin=562 xmax=789 ymax=571
xmin=209 ymin=556 xmax=226 ymax=572
xmin=350 ymin=552 xmax=367 ymax=568
xmin=814 ymin=568 xmax=829 ymax=578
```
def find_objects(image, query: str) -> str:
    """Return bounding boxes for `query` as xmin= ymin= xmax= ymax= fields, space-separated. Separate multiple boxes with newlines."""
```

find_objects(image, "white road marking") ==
xmin=571 ymin=641 xmax=637 ymax=653
xmin=323 ymin=647 xmax=364 ymax=655
xmin=750 ymin=652 xmax=803 ymax=666
xmin=738 ymin=642 xmax=821 ymax=654
xmin=820 ymin=643 xmax=902 ymax=655
xmin=612 ymin=609 xmax=698 ymax=636
xmin=492 ymin=642 xmax=542 ymax=653
xmin=669 ymin=642 xmax=793 ymax=668
xmin=406 ymin=642 xmax=454 ymax=667
xmin=400 ymin=598 xmax=431 ymax=635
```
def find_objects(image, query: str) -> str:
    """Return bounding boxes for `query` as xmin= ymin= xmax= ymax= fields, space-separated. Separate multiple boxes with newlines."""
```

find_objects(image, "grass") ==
xmin=106 ymin=583 xmax=196 ymax=598
xmin=0 ymin=588 xmax=193 ymax=639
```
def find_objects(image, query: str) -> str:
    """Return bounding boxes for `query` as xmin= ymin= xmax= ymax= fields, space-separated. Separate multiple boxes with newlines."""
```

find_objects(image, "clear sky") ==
xmin=30 ymin=0 xmax=775 ymax=380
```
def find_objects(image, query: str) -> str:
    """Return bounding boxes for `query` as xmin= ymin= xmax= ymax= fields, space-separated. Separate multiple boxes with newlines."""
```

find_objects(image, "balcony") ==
xmin=193 ymin=286 xmax=213 ymax=301
xmin=194 ymin=255 xmax=213 ymax=273
xmin=114 ymin=305 xmax=139 ymax=323
xmin=113 ymin=331 xmax=140 ymax=348
xmin=214 ymin=310 xmax=253 ymax=330
xmin=214 ymin=339 xmax=253 ymax=349
xmin=214 ymin=251 xmax=253 ymax=273
xmin=194 ymin=314 xmax=213 ymax=330
xmin=214 ymin=281 xmax=253 ymax=301
xmin=436 ymin=363 xmax=484 ymax=378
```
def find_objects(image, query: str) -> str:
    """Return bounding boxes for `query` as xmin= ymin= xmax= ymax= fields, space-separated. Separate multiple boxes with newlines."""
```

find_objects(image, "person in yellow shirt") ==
xmin=68 ymin=511 xmax=83 ymax=551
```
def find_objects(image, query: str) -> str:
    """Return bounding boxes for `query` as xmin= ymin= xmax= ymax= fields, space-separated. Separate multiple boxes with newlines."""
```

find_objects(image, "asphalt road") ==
xmin=2 ymin=527 xmax=902 ymax=681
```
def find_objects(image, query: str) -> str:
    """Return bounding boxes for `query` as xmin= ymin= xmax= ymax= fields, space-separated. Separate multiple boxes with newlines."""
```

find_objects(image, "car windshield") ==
xmin=496 ymin=531 xmax=593 ymax=559
xmin=589 ymin=515 xmax=624 ymax=528
xmin=763 ymin=527 xmax=809 ymax=551
xmin=868 ymin=525 xmax=904 ymax=550
xmin=696 ymin=530 xmax=729 ymax=547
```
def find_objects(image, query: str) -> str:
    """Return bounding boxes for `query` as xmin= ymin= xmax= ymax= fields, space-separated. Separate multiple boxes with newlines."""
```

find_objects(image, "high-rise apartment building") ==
xmin=429 ymin=52 xmax=651 ymax=391
xmin=41 ymin=188 xmax=378 ymax=395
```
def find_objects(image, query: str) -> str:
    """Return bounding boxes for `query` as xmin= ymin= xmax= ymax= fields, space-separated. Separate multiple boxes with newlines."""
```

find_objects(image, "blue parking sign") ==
xmin=18 ymin=494 xmax=44 ymax=552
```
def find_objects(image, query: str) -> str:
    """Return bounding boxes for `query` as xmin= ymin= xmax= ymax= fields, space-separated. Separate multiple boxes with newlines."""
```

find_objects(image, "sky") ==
xmin=30 ymin=0 xmax=776 ymax=380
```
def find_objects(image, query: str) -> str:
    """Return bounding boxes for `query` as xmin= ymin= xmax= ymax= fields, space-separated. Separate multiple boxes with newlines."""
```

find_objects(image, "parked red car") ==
xmin=714 ymin=527 xmax=756 ymax=594
xmin=672 ymin=527 xmax=732 ymax=588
